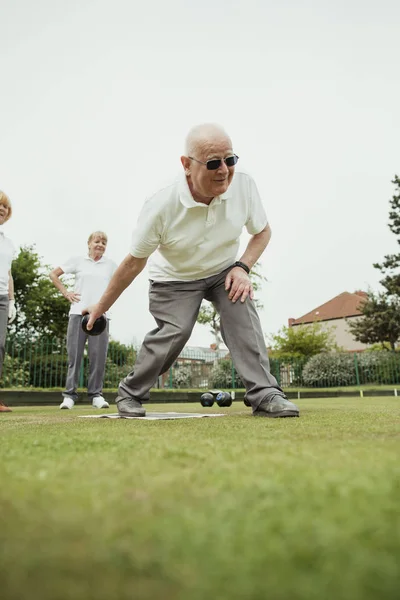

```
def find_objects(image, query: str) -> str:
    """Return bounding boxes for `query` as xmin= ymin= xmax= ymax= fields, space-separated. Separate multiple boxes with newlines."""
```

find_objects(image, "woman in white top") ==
xmin=0 ymin=191 xmax=17 ymax=413
xmin=50 ymin=231 xmax=117 ymax=409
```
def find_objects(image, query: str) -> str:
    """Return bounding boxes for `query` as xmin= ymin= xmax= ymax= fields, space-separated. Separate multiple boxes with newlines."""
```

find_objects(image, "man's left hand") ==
xmin=225 ymin=267 xmax=254 ymax=303
xmin=8 ymin=299 xmax=16 ymax=324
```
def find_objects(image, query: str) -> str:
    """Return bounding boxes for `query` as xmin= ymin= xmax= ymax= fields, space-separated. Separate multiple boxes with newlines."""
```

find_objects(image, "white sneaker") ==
xmin=92 ymin=396 xmax=110 ymax=409
xmin=60 ymin=397 xmax=75 ymax=409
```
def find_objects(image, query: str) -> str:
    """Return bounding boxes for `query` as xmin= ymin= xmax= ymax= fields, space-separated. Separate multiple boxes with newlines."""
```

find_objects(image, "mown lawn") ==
xmin=0 ymin=398 xmax=399 ymax=600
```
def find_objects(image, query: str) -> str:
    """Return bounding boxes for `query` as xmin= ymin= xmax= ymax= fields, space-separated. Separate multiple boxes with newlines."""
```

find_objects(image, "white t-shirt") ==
xmin=60 ymin=255 xmax=118 ymax=316
xmin=0 ymin=232 xmax=16 ymax=295
xmin=130 ymin=171 xmax=268 ymax=281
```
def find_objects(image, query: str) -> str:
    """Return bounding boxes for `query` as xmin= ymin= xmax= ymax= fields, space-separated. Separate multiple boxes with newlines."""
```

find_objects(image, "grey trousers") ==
xmin=63 ymin=314 xmax=109 ymax=401
xmin=0 ymin=295 xmax=9 ymax=379
xmin=119 ymin=267 xmax=285 ymax=409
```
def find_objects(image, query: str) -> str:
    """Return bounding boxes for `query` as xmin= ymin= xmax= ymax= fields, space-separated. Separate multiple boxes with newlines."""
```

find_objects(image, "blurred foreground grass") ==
xmin=0 ymin=398 xmax=399 ymax=600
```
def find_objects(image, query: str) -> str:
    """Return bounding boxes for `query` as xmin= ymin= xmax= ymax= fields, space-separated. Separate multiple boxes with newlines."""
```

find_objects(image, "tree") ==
xmin=196 ymin=262 xmax=267 ymax=348
xmin=347 ymin=291 xmax=400 ymax=350
xmin=107 ymin=340 xmax=137 ymax=366
xmin=352 ymin=176 xmax=400 ymax=351
xmin=374 ymin=175 xmax=400 ymax=296
xmin=270 ymin=323 xmax=336 ymax=361
xmin=10 ymin=245 xmax=71 ymax=339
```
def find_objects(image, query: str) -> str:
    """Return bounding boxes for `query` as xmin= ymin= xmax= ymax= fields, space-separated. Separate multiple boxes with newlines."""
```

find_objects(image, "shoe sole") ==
xmin=253 ymin=410 xmax=299 ymax=418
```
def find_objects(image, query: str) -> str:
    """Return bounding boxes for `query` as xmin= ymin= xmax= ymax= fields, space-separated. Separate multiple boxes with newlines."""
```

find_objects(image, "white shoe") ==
xmin=60 ymin=397 xmax=75 ymax=409
xmin=92 ymin=396 xmax=110 ymax=409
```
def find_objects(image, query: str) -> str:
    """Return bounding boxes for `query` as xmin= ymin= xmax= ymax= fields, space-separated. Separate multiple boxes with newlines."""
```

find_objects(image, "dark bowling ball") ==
xmin=216 ymin=391 xmax=232 ymax=407
xmin=81 ymin=314 xmax=107 ymax=336
xmin=200 ymin=392 xmax=215 ymax=407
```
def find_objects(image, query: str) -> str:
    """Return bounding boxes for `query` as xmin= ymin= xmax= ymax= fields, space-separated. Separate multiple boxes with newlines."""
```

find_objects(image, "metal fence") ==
xmin=270 ymin=352 xmax=400 ymax=388
xmin=2 ymin=337 xmax=400 ymax=389
xmin=1 ymin=337 xmax=136 ymax=389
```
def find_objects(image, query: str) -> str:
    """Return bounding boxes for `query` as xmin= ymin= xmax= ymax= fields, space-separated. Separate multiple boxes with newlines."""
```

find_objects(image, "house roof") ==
xmin=290 ymin=291 xmax=367 ymax=325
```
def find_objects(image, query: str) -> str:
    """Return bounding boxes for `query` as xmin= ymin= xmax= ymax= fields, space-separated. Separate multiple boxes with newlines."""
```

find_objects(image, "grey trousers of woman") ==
xmin=63 ymin=314 xmax=109 ymax=401
xmin=0 ymin=294 xmax=9 ymax=378
xmin=118 ymin=267 xmax=285 ymax=409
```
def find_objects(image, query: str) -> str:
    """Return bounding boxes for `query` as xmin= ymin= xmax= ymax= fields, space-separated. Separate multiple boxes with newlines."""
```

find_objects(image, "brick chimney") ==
xmin=288 ymin=318 xmax=295 ymax=327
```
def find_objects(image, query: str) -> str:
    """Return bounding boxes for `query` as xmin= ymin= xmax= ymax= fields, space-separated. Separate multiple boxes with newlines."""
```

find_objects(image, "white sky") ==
xmin=1 ymin=0 xmax=399 ymax=347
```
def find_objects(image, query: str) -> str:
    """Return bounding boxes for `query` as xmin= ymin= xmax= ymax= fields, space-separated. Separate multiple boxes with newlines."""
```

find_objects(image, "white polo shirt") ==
xmin=0 ymin=232 xmax=16 ymax=295
xmin=130 ymin=171 xmax=268 ymax=281
xmin=60 ymin=255 xmax=118 ymax=316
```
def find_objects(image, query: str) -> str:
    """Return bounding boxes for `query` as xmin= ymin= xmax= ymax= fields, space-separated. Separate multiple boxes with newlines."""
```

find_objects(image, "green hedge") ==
xmin=302 ymin=352 xmax=400 ymax=387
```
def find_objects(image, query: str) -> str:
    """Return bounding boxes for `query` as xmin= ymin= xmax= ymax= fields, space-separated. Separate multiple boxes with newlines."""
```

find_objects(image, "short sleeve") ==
xmin=245 ymin=176 xmax=269 ymax=235
xmin=130 ymin=198 xmax=162 ymax=258
xmin=59 ymin=256 xmax=80 ymax=275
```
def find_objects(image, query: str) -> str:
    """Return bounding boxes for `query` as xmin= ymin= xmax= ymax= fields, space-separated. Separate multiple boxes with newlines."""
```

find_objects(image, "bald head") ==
xmin=184 ymin=123 xmax=232 ymax=156
xmin=181 ymin=123 xmax=236 ymax=204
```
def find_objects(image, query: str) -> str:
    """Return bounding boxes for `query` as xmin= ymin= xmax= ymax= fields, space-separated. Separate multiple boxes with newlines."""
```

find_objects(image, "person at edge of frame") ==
xmin=83 ymin=123 xmax=300 ymax=419
xmin=0 ymin=191 xmax=17 ymax=413
xmin=49 ymin=231 xmax=117 ymax=410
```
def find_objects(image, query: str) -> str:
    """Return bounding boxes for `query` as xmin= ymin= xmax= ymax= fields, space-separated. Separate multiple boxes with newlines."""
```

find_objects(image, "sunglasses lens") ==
xmin=206 ymin=160 xmax=221 ymax=170
xmin=205 ymin=155 xmax=239 ymax=170
xmin=225 ymin=155 xmax=238 ymax=167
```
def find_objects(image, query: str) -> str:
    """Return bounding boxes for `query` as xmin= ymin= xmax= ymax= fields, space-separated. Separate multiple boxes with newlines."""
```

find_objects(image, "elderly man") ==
xmin=84 ymin=124 xmax=299 ymax=418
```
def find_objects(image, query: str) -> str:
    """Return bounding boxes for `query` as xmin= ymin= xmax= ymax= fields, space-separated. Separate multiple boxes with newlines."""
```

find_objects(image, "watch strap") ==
xmin=234 ymin=261 xmax=250 ymax=274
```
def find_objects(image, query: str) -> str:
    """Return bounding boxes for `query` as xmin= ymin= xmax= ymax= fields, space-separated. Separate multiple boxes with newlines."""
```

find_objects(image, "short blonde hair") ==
xmin=87 ymin=231 xmax=108 ymax=245
xmin=0 ymin=191 xmax=12 ymax=222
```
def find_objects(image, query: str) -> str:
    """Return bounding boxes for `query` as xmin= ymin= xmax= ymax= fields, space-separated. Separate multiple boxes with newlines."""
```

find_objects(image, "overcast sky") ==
xmin=1 ymin=0 xmax=399 ymax=348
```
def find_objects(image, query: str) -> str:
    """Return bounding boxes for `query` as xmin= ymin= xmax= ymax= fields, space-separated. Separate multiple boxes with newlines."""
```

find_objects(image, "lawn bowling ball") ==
xmin=243 ymin=395 xmax=251 ymax=407
xmin=200 ymin=392 xmax=214 ymax=407
xmin=81 ymin=314 xmax=107 ymax=336
xmin=216 ymin=391 xmax=232 ymax=407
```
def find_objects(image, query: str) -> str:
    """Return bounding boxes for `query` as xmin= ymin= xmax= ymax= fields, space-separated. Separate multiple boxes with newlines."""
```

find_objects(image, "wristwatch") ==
xmin=234 ymin=261 xmax=250 ymax=274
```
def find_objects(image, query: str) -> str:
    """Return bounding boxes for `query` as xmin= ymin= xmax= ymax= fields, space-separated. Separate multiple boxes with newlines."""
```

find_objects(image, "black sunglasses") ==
xmin=189 ymin=154 xmax=239 ymax=171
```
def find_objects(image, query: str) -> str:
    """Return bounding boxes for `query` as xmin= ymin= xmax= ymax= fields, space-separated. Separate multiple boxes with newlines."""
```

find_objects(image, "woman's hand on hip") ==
xmin=65 ymin=292 xmax=81 ymax=303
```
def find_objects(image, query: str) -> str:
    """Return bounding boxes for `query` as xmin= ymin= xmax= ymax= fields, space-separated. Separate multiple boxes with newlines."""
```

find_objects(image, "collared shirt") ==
xmin=60 ymin=255 xmax=118 ymax=316
xmin=130 ymin=171 xmax=268 ymax=281
xmin=0 ymin=231 xmax=16 ymax=295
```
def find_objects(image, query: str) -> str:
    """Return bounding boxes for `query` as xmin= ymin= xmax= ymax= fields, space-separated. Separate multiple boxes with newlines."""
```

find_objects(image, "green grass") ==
xmin=1 ymin=398 xmax=399 ymax=600
xmin=2 ymin=383 xmax=399 ymax=393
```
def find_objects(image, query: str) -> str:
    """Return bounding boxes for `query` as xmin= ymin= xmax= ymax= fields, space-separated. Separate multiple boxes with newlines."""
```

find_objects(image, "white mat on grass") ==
xmin=79 ymin=412 xmax=226 ymax=420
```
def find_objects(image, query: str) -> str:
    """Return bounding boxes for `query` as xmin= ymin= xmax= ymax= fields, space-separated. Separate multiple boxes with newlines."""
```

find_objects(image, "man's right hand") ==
xmin=81 ymin=304 xmax=103 ymax=331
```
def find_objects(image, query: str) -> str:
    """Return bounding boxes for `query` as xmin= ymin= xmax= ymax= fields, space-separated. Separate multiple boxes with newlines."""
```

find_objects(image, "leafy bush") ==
xmin=1 ymin=356 xmax=31 ymax=388
xmin=172 ymin=366 xmax=192 ymax=389
xmin=107 ymin=340 xmax=136 ymax=366
xmin=28 ymin=354 xmax=68 ymax=387
xmin=210 ymin=359 xmax=243 ymax=388
xmin=357 ymin=351 xmax=400 ymax=384
xmin=302 ymin=353 xmax=356 ymax=387
xmin=364 ymin=343 xmax=397 ymax=352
